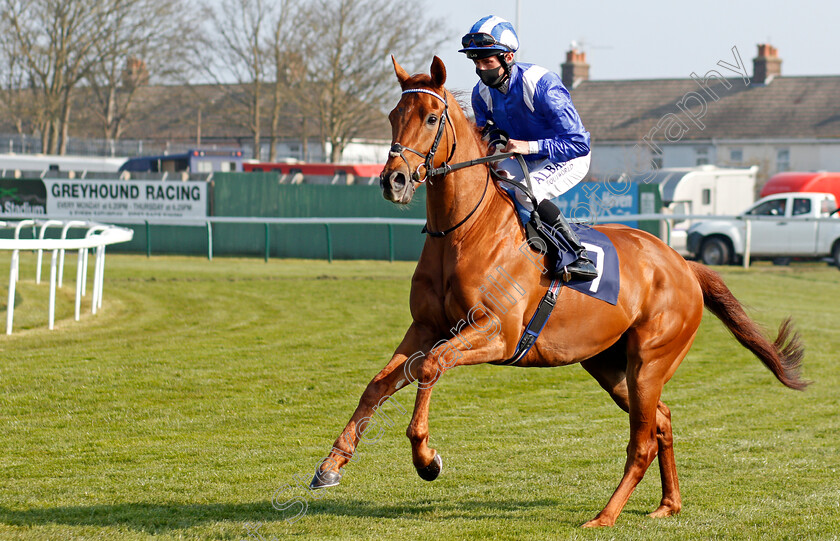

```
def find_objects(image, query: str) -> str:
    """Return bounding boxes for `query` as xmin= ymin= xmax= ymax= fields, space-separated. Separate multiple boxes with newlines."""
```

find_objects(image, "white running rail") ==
xmin=0 ymin=221 xmax=134 ymax=335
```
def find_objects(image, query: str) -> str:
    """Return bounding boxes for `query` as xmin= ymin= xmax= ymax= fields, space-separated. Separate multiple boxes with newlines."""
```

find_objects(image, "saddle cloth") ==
xmin=504 ymin=187 xmax=620 ymax=305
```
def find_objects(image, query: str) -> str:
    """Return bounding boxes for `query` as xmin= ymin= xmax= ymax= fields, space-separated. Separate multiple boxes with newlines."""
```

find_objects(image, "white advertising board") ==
xmin=43 ymin=179 xmax=207 ymax=219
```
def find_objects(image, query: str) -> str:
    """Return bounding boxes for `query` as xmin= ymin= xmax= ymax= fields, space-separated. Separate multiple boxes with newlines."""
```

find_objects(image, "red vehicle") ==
xmin=761 ymin=171 xmax=840 ymax=205
xmin=244 ymin=162 xmax=383 ymax=185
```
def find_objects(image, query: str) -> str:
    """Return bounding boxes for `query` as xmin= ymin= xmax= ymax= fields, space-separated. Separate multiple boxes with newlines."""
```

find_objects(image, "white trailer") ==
xmin=630 ymin=165 xmax=759 ymax=253
xmin=0 ymin=153 xmax=126 ymax=175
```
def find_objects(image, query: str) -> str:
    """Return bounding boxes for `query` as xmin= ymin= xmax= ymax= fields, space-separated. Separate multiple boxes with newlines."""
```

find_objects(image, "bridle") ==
xmin=386 ymin=87 xmax=485 ymax=237
xmin=387 ymin=88 xmax=457 ymax=186
xmin=385 ymin=86 xmax=535 ymax=238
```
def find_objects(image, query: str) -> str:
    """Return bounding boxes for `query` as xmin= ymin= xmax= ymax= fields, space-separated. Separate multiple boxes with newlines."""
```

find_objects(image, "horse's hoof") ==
xmin=581 ymin=516 xmax=614 ymax=528
xmin=309 ymin=469 xmax=342 ymax=489
xmin=649 ymin=503 xmax=681 ymax=518
xmin=416 ymin=453 xmax=442 ymax=481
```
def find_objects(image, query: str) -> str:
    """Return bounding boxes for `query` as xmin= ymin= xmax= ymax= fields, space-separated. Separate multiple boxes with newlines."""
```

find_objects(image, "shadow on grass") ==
xmin=0 ymin=497 xmax=592 ymax=533
xmin=0 ymin=502 xmax=278 ymax=534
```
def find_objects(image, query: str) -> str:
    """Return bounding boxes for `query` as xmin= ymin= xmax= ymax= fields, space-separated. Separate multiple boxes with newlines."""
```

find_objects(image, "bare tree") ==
xmin=0 ymin=25 xmax=33 ymax=140
xmin=1 ymin=0 xmax=119 ymax=154
xmin=267 ymin=0 xmax=305 ymax=162
xmin=299 ymin=0 xmax=449 ymax=162
xmin=201 ymin=0 xmax=282 ymax=160
xmin=84 ymin=0 xmax=198 ymax=155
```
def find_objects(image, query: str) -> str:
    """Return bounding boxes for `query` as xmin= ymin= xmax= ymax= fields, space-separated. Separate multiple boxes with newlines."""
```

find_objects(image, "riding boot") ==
xmin=536 ymin=200 xmax=599 ymax=281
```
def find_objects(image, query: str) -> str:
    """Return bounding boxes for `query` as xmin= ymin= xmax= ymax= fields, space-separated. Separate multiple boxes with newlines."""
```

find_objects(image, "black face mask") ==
xmin=476 ymin=66 xmax=507 ymax=88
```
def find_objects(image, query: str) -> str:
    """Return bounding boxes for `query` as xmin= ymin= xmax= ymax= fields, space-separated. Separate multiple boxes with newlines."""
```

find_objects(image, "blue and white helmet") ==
xmin=459 ymin=15 xmax=519 ymax=59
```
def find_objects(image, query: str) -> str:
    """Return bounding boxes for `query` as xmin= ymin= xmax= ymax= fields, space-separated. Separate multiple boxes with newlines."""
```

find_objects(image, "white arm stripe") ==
xmin=478 ymin=83 xmax=493 ymax=113
xmin=521 ymin=65 xmax=549 ymax=113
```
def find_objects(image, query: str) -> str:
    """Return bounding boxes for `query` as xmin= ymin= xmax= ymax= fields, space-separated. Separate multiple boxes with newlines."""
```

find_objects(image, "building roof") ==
xmin=570 ymin=75 xmax=840 ymax=143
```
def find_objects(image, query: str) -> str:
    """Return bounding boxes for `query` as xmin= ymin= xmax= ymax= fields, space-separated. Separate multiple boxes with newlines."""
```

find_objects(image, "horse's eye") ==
xmin=427 ymin=115 xmax=438 ymax=125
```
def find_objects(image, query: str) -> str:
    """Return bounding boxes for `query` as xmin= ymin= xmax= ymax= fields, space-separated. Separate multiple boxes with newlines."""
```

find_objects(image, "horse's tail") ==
xmin=688 ymin=261 xmax=808 ymax=390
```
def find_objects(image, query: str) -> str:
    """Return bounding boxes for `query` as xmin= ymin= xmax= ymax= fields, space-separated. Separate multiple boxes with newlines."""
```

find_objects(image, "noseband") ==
xmin=387 ymin=88 xmax=457 ymax=185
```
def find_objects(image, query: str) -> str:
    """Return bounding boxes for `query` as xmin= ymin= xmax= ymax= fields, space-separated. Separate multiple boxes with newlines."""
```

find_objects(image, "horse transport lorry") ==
xmin=686 ymin=191 xmax=840 ymax=266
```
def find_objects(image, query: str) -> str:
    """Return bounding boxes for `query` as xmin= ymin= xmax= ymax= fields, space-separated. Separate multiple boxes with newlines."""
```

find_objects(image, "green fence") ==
xmin=98 ymin=174 xmax=429 ymax=260
xmin=0 ymin=173 xmax=664 ymax=261
xmin=206 ymin=173 xmax=428 ymax=260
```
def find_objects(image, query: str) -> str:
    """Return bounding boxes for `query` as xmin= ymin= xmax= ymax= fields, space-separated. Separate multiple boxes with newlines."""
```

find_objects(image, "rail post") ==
xmin=324 ymin=223 xmax=333 ymax=263
xmin=206 ymin=221 xmax=213 ymax=261
xmin=264 ymin=223 xmax=270 ymax=262
xmin=388 ymin=224 xmax=394 ymax=262
xmin=6 ymin=249 xmax=18 ymax=334
xmin=743 ymin=218 xmax=752 ymax=268
xmin=145 ymin=220 xmax=151 ymax=258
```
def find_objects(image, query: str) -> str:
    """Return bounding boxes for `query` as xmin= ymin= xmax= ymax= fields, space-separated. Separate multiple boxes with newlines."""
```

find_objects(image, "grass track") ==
xmin=0 ymin=254 xmax=838 ymax=540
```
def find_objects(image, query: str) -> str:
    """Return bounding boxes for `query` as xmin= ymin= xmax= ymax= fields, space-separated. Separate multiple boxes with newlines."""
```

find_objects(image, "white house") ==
xmin=563 ymin=44 xmax=840 ymax=187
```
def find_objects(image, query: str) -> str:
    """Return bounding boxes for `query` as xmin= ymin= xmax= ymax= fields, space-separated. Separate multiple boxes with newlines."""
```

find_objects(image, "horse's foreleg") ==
xmin=311 ymin=325 xmax=435 ymax=489
xmin=404 ymin=325 xmax=509 ymax=481
xmin=406 ymin=357 xmax=443 ymax=480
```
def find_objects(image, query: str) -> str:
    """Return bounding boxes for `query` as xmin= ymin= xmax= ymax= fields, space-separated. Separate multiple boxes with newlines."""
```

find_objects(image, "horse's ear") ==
xmin=430 ymin=56 xmax=447 ymax=88
xmin=392 ymin=55 xmax=410 ymax=86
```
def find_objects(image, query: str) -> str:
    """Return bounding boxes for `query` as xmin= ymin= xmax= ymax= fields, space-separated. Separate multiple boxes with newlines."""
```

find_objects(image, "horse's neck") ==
xmin=425 ymin=165 xmax=514 ymax=245
xmin=424 ymin=106 xmax=518 ymax=244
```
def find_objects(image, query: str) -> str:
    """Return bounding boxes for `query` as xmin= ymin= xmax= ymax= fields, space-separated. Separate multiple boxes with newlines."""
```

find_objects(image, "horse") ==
xmin=310 ymin=56 xmax=807 ymax=527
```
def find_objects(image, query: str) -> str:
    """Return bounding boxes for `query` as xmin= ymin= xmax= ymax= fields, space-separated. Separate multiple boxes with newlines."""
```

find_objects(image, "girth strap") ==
xmin=491 ymin=279 xmax=563 ymax=366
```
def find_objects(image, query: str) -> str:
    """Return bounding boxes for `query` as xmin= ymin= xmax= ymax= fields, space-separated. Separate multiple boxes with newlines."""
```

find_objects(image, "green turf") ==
xmin=0 ymin=254 xmax=838 ymax=540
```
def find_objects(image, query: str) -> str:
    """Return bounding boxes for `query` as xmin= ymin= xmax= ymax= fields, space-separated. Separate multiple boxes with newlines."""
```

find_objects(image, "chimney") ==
xmin=123 ymin=57 xmax=149 ymax=89
xmin=752 ymin=43 xmax=781 ymax=85
xmin=561 ymin=48 xmax=589 ymax=89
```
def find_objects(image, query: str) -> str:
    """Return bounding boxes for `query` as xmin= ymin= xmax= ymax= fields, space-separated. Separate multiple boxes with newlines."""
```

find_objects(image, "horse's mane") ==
xmin=449 ymin=89 xmax=489 ymax=154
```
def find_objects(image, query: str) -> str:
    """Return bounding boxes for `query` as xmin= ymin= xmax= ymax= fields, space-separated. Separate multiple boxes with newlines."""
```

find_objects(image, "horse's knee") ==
xmin=656 ymin=402 xmax=672 ymax=421
xmin=655 ymin=404 xmax=674 ymax=442
xmin=414 ymin=359 xmax=443 ymax=388
xmin=628 ymin=436 xmax=658 ymax=466
xmin=359 ymin=381 xmax=386 ymax=408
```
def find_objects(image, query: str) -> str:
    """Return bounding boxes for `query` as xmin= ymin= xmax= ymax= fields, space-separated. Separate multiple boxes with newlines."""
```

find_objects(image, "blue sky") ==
xmin=421 ymin=0 xmax=838 ymax=93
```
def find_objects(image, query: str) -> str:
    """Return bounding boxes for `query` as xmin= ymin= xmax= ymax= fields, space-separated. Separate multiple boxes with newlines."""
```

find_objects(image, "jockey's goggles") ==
xmin=461 ymin=33 xmax=500 ymax=49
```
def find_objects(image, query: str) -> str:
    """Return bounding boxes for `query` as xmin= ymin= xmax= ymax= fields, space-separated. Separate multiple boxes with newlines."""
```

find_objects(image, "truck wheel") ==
xmin=700 ymin=237 xmax=731 ymax=266
xmin=833 ymin=242 xmax=840 ymax=270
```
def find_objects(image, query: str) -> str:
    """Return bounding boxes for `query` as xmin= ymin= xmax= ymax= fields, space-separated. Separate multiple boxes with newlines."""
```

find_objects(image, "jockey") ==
xmin=460 ymin=15 xmax=598 ymax=281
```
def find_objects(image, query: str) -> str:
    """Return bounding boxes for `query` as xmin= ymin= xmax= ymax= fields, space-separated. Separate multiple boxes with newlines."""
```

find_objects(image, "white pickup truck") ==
xmin=686 ymin=192 xmax=840 ymax=266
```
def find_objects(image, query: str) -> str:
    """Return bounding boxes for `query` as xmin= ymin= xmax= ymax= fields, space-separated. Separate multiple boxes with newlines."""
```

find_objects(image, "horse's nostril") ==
xmin=389 ymin=171 xmax=407 ymax=190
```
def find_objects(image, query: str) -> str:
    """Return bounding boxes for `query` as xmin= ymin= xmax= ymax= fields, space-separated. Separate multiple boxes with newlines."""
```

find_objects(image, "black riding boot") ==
xmin=536 ymin=200 xmax=599 ymax=281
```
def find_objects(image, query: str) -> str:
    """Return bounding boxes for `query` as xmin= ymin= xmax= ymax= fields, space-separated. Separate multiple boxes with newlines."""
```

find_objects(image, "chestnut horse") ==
xmin=311 ymin=56 xmax=806 ymax=527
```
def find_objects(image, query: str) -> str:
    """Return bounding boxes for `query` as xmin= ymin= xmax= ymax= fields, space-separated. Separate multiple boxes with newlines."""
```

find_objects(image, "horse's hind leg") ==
xmin=649 ymin=400 xmax=681 ymax=518
xmin=582 ymin=349 xmax=682 ymax=521
xmin=581 ymin=334 xmax=691 ymax=527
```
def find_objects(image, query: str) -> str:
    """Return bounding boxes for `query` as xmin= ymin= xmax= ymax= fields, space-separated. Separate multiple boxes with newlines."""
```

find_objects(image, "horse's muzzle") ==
xmin=380 ymin=169 xmax=415 ymax=204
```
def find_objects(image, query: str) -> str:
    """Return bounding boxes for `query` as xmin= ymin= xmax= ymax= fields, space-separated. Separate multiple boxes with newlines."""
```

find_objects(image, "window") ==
xmin=730 ymin=148 xmax=743 ymax=163
xmin=695 ymin=147 xmax=709 ymax=166
xmin=702 ymin=189 xmax=711 ymax=205
xmin=197 ymin=161 xmax=213 ymax=173
xmin=820 ymin=197 xmax=838 ymax=217
xmin=748 ymin=198 xmax=786 ymax=216
xmin=651 ymin=147 xmax=663 ymax=169
xmin=776 ymin=149 xmax=790 ymax=172
xmin=792 ymin=198 xmax=811 ymax=216
xmin=670 ymin=201 xmax=691 ymax=227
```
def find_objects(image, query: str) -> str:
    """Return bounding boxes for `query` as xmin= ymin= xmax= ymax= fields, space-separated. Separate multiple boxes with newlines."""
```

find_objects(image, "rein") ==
xmin=389 ymin=87 xmax=537 ymax=237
